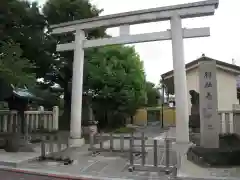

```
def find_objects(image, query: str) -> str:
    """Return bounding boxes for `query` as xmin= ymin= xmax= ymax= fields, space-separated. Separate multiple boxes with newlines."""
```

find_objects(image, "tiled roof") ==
xmin=161 ymin=56 xmax=240 ymax=79
xmin=13 ymin=88 xmax=42 ymax=101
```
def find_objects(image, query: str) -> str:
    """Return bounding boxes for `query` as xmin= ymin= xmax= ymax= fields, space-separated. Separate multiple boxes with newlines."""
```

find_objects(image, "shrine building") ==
xmin=161 ymin=55 xmax=240 ymax=114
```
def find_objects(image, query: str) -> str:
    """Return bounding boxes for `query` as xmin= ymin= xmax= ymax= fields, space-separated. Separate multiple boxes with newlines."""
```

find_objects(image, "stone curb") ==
xmin=0 ymin=166 xmax=132 ymax=180
xmin=177 ymin=174 xmax=240 ymax=180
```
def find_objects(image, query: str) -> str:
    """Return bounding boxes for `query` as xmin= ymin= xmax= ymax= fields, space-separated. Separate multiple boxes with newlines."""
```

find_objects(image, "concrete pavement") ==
xmin=0 ymin=125 xmax=238 ymax=180
xmin=0 ymin=124 xmax=177 ymax=180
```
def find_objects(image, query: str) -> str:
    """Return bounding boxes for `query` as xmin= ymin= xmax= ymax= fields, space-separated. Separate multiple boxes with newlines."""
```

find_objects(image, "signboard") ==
xmin=199 ymin=61 xmax=219 ymax=148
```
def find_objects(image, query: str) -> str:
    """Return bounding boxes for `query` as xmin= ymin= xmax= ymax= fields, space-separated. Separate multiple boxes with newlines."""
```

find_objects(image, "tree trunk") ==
xmin=130 ymin=116 xmax=134 ymax=124
xmin=59 ymin=83 xmax=71 ymax=130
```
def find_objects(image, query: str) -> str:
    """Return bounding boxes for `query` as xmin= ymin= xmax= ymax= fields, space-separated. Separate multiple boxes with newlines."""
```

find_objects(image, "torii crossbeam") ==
xmin=50 ymin=0 xmax=219 ymax=152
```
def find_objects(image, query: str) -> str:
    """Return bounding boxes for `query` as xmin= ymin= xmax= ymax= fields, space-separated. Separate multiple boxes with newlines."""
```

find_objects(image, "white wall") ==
xmin=216 ymin=69 xmax=239 ymax=111
xmin=186 ymin=67 xmax=239 ymax=114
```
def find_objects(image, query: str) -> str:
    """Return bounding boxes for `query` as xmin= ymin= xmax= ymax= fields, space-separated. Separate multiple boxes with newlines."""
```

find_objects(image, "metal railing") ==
xmin=128 ymin=134 xmax=177 ymax=176
xmin=40 ymin=134 xmax=69 ymax=159
xmin=89 ymin=132 xmax=148 ymax=154
xmin=89 ymin=132 xmax=177 ymax=177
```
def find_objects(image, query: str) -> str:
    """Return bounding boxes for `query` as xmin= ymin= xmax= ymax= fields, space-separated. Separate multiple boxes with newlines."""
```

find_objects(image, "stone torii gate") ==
xmin=50 ymin=0 xmax=219 ymax=147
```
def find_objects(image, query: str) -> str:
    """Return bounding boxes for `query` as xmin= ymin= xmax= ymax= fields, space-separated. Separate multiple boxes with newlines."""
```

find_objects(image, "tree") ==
xmin=0 ymin=40 xmax=35 ymax=87
xmin=159 ymin=77 xmax=169 ymax=103
xmin=0 ymin=0 xmax=54 ymax=79
xmin=146 ymin=81 xmax=161 ymax=106
xmin=0 ymin=0 xmax=148 ymax=131
xmin=86 ymin=45 xmax=146 ymax=128
xmin=42 ymin=0 xmax=106 ymax=130
xmin=0 ymin=40 xmax=37 ymax=145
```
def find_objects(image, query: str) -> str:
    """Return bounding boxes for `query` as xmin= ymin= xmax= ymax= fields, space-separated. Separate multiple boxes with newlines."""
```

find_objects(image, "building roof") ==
xmin=13 ymin=88 xmax=43 ymax=101
xmin=161 ymin=55 xmax=240 ymax=94
xmin=161 ymin=55 xmax=240 ymax=80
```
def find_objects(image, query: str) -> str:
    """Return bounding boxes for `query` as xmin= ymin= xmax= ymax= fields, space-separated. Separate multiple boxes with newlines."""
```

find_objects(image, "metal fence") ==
xmin=89 ymin=132 xmax=177 ymax=176
xmin=40 ymin=134 xmax=69 ymax=158
xmin=128 ymin=134 xmax=177 ymax=176
xmin=89 ymin=132 xmax=148 ymax=154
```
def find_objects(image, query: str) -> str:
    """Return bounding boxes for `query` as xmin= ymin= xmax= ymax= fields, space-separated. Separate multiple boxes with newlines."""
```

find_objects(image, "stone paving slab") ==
xmin=0 ymin=126 xmax=177 ymax=179
xmin=15 ymin=141 xmax=174 ymax=180
xmin=0 ymin=144 xmax=41 ymax=167
xmin=133 ymin=147 xmax=177 ymax=167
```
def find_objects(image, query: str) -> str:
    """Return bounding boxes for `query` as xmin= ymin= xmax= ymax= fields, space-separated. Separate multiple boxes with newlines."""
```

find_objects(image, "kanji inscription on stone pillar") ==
xmin=199 ymin=60 xmax=220 ymax=148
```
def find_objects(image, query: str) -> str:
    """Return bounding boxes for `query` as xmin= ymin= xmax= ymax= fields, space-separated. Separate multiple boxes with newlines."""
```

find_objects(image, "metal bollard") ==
xmin=141 ymin=132 xmax=145 ymax=166
xmin=49 ymin=135 xmax=54 ymax=154
xmin=110 ymin=133 xmax=113 ymax=151
xmin=57 ymin=141 xmax=61 ymax=153
xmin=165 ymin=138 xmax=171 ymax=173
xmin=171 ymin=166 xmax=178 ymax=178
xmin=153 ymin=140 xmax=158 ymax=167
xmin=66 ymin=140 xmax=69 ymax=149
xmin=129 ymin=132 xmax=134 ymax=166
xmin=24 ymin=118 xmax=29 ymax=140
xmin=90 ymin=134 xmax=94 ymax=151
xmin=99 ymin=133 xmax=103 ymax=150
xmin=120 ymin=134 xmax=124 ymax=152
xmin=41 ymin=136 xmax=46 ymax=157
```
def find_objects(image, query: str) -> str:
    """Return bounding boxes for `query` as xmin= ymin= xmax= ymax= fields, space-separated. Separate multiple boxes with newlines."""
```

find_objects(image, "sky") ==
xmin=34 ymin=0 xmax=240 ymax=85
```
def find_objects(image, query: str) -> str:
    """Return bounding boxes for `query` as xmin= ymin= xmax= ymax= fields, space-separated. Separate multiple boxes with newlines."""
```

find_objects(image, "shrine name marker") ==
xmin=199 ymin=60 xmax=220 ymax=148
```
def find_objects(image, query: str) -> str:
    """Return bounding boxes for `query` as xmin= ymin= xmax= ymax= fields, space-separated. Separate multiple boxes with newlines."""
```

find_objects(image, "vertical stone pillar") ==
xmin=199 ymin=60 xmax=219 ymax=148
xmin=170 ymin=15 xmax=191 ymax=172
xmin=170 ymin=15 xmax=189 ymax=143
xmin=69 ymin=30 xmax=85 ymax=147
xmin=38 ymin=106 xmax=44 ymax=130
xmin=52 ymin=106 xmax=59 ymax=131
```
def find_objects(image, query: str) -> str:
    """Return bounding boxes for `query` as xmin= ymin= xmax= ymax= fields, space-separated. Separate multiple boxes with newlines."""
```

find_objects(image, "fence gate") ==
xmin=128 ymin=134 xmax=177 ymax=177
xmin=39 ymin=134 xmax=69 ymax=158
xmin=89 ymin=132 xmax=148 ymax=154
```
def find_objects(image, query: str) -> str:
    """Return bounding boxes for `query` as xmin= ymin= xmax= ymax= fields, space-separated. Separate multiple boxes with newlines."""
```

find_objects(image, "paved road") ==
xmin=0 ymin=170 xmax=66 ymax=180
xmin=0 ymin=169 xmax=123 ymax=180
xmin=0 ymin=170 xmax=232 ymax=180
xmin=0 ymin=169 xmax=90 ymax=180
xmin=0 ymin=169 xmax=169 ymax=180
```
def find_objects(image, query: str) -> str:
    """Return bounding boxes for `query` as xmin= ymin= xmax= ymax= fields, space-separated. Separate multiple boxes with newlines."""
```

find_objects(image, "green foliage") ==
xmin=0 ymin=0 xmax=54 ymax=79
xmin=0 ymin=0 xmax=148 ymax=130
xmin=86 ymin=45 xmax=146 ymax=127
xmin=146 ymin=81 xmax=161 ymax=106
xmin=29 ymin=86 xmax=61 ymax=108
xmin=0 ymin=40 xmax=35 ymax=86
xmin=42 ymin=0 xmax=107 ymax=130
